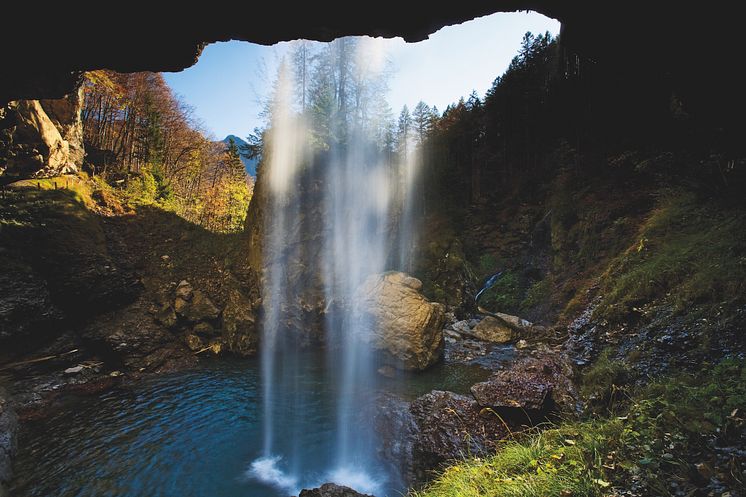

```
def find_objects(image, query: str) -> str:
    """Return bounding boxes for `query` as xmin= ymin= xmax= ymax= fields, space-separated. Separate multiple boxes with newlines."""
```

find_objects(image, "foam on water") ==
xmin=247 ymin=456 xmax=299 ymax=495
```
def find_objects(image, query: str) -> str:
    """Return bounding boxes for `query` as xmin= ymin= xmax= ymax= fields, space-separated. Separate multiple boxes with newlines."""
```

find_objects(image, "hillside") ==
xmin=222 ymin=135 xmax=258 ymax=178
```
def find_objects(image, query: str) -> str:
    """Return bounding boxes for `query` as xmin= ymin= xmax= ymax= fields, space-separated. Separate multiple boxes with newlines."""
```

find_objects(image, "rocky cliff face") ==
xmin=0 ymin=89 xmax=84 ymax=182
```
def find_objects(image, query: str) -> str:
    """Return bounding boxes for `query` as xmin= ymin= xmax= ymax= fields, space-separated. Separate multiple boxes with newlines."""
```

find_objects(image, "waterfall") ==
xmin=249 ymin=38 xmax=419 ymax=496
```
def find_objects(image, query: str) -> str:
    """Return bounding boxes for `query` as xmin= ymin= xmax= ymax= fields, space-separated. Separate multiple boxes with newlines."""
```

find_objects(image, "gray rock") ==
xmin=64 ymin=365 xmax=84 ymax=374
xmin=443 ymin=329 xmax=462 ymax=340
xmin=298 ymin=483 xmax=374 ymax=497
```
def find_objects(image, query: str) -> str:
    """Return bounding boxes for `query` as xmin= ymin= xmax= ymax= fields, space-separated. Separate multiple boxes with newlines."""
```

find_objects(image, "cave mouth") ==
xmin=9 ymin=5 xmax=746 ymax=497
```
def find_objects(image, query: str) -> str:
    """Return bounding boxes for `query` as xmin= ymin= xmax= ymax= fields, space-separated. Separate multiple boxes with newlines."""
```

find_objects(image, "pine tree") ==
xmin=412 ymin=101 xmax=434 ymax=146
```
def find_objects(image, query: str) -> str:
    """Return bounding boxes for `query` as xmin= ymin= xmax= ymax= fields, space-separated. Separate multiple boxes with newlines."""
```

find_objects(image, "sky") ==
xmin=163 ymin=12 xmax=560 ymax=141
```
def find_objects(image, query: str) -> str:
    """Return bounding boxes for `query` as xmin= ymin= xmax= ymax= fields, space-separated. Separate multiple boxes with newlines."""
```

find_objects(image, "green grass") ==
xmin=411 ymin=422 xmax=613 ymax=497
xmin=595 ymin=190 xmax=746 ymax=323
xmin=412 ymin=358 xmax=746 ymax=497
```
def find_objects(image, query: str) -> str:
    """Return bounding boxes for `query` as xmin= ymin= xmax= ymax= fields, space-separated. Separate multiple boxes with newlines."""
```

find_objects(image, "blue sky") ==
xmin=163 ymin=12 xmax=560 ymax=141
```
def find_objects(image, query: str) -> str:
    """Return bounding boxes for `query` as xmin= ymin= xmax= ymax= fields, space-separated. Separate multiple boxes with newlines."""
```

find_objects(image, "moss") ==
xmin=478 ymin=270 xmax=523 ymax=314
xmin=520 ymin=278 xmax=551 ymax=312
xmin=579 ymin=349 xmax=631 ymax=410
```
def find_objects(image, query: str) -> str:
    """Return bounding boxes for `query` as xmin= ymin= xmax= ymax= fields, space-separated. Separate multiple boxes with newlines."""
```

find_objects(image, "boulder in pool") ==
xmin=298 ymin=483 xmax=374 ymax=497
xmin=354 ymin=272 xmax=445 ymax=370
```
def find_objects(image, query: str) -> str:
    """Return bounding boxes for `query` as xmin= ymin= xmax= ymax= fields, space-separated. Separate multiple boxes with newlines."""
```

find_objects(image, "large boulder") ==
xmin=408 ymin=390 xmax=512 ymax=484
xmin=1 ymin=91 xmax=83 ymax=180
xmin=298 ymin=483 xmax=374 ymax=497
xmin=354 ymin=272 xmax=445 ymax=370
xmin=470 ymin=351 xmax=577 ymax=418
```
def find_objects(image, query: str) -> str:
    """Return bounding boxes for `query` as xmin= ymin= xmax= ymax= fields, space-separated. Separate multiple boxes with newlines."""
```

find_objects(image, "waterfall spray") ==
xmin=249 ymin=38 xmax=420 ymax=496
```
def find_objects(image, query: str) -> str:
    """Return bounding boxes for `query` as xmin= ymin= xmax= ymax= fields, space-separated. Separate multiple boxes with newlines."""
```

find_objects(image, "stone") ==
xmin=221 ymin=289 xmax=258 ymax=355
xmin=408 ymin=390 xmax=513 ymax=483
xmin=470 ymin=352 xmax=577 ymax=416
xmin=176 ymin=290 xmax=219 ymax=323
xmin=185 ymin=334 xmax=204 ymax=351
xmin=471 ymin=316 xmax=514 ymax=343
xmin=298 ymin=483 xmax=374 ymax=497
xmin=516 ymin=339 xmax=529 ymax=349
xmin=174 ymin=297 xmax=189 ymax=315
xmin=155 ymin=304 xmax=177 ymax=328
xmin=175 ymin=280 xmax=193 ymax=301
xmin=1 ymin=96 xmax=82 ymax=179
xmin=192 ymin=321 xmax=216 ymax=336
xmin=449 ymin=319 xmax=475 ymax=334
xmin=39 ymin=88 xmax=84 ymax=167
xmin=444 ymin=329 xmax=462 ymax=340
xmin=354 ymin=272 xmax=445 ymax=370
xmin=64 ymin=365 xmax=84 ymax=374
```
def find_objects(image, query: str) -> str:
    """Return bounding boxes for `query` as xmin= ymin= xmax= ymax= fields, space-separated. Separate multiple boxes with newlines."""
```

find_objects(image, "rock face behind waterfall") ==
xmin=355 ymin=272 xmax=445 ymax=370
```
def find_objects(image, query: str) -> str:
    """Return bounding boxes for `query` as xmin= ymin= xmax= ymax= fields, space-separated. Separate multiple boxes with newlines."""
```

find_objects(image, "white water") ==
xmin=252 ymin=38 xmax=419 ymax=495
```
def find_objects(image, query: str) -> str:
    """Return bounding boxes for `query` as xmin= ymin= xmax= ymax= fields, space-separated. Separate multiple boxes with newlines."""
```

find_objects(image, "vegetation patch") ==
xmin=414 ymin=358 xmax=746 ymax=497
xmin=595 ymin=190 xmax=746 ymax=324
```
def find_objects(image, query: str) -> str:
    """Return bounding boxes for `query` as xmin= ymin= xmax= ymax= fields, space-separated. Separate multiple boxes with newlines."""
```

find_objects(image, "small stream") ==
xmin=11 ymin=347 xmax=513 ymax=497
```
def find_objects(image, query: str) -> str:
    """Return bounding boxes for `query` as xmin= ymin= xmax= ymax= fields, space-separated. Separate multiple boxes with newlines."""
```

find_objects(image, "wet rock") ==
xmin=449 ymin=319 xmax=479 ymax=334
xmin=407 ymin=390 xmax=512 ymax=484
xmin=355 ymin=272 xmax=445 ymax=370
xmin=470 ymin=352 xmax=577 ymax=417
xmin=298 ymin=483 xmax=374 ymax=497
xmin=221 ymin=289 xmax=258 ymax=355
xmin=472 ymin=316 xmax=514 ymax=343
xmin=63 ymin=365 xmax=84 ymax=374
xmin=373 ymin=394 xmax=417 ymax=485
xmin=0 ymin=388 xmax=18 ymax=492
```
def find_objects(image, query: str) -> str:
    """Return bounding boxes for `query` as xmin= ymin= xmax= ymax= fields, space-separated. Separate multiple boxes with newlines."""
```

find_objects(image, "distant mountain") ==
xmin=222 ymin=135 xmax=257 ymax=178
